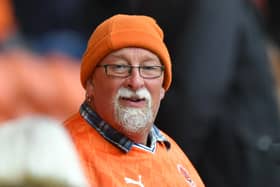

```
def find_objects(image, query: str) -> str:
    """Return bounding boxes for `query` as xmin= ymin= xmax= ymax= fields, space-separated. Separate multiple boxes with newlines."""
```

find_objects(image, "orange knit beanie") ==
xmin=80 ymin=14 xmax=172 ymax=91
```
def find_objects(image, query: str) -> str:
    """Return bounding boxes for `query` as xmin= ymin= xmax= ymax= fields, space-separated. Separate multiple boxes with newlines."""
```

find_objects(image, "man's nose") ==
xmin=125 ymin=67 xmax=145 ymax=90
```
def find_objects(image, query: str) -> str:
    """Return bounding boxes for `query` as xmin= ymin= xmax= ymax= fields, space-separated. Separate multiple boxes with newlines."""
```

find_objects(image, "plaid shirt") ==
xmin=80 ymin=102 xmax=170 ymax=153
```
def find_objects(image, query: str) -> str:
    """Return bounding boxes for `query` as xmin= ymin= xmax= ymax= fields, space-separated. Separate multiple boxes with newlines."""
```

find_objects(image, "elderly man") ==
xmin=64 ymin=14 xmax=204 ymax=187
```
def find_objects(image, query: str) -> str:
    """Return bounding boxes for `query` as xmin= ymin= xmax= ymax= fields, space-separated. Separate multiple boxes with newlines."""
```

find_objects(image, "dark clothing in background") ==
xmin=12 ymin=0 xmax=88 ymax=36
xmin=11 ymin=0 xmax=280 ymax=186
xmin=156 ymin=0 xmax=280 ymax=187
xmin=12 ymin=0 xmax=89 ymax=58
xmin=266 ymin=0 xmax=280 ymax=47
xmin=11 ymin=0 xmax=189 ymax=58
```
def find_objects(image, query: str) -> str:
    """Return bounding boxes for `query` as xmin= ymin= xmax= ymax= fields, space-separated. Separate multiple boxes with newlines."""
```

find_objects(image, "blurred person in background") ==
xmin=0 ymin=0 xmax=84 ymax=122
xmin=154 ymin=0 xmax=280 ymax=186
xmin=265 ymin=0 xmax=280 ymax=108
xmin=0 ymin=52 xmax=83 ymax=122
xmin=0 ymin=0 xmax=16 ymax=49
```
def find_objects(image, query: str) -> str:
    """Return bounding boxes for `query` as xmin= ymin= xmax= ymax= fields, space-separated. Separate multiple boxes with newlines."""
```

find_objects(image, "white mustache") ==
xmin=117 ymin=87 xmax=151 ymax=101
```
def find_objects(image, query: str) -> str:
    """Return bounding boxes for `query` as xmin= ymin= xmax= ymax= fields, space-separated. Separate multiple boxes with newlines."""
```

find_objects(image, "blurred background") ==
xmin=1 ymin=0 xmax=280 ymax=186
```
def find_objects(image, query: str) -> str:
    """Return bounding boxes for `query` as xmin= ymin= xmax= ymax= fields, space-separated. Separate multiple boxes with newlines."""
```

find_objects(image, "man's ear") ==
xmin=86 ymin=79 xmax=94 ymax=96
xmin=160 ymin=87 xmax=165 ymax=100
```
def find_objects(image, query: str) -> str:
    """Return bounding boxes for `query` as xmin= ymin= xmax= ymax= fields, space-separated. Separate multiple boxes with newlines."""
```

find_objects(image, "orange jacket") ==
xmin=64 ymin=112 xmax=205 ymax=187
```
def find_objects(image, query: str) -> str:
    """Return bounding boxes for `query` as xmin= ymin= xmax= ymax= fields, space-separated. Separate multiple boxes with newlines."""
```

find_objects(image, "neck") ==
xmin=108 ymin=120 xmax=152 ymax=147
xmin=115 ymin=124 xmax=151 ymax=145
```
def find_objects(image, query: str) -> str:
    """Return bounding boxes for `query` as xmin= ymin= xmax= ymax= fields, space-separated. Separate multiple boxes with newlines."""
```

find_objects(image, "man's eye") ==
xmin=142 ymin=66 xmax=158 ymax=70
xmin=111 ymin=64 xmax=128 ymax=71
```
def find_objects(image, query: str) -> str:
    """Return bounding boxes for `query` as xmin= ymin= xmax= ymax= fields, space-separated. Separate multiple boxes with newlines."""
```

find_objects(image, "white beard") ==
xmin=114 ymin=88 xmax=153 ymax=134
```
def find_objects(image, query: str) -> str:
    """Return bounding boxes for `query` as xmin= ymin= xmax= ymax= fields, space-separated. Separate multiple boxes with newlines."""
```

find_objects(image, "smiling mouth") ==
xmin=120 ymin=97 xmax=146 ymax=102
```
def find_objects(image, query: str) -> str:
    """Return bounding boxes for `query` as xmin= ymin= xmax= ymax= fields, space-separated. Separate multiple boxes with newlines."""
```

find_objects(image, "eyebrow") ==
xmin=108 ymin=53 xmax=161 ymax=64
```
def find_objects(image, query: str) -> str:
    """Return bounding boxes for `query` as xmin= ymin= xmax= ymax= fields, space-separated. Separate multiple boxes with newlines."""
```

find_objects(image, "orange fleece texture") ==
xmin=64 ymin=113 xmax=205 ymax=187
xmin=80 ymin=14 xmax=172 ymax=91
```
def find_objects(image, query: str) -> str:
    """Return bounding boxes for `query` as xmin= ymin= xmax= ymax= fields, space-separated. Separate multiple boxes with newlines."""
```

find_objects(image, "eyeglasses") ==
xmin=96 ymin=64 xmax=164 ymax=79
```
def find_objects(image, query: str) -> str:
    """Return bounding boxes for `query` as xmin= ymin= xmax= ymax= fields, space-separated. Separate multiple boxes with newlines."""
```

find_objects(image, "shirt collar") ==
xmin=80 ymin=102 xmax=170 ymax=152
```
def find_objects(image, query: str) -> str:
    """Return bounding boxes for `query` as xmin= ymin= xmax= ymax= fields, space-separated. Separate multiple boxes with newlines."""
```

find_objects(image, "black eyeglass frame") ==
xmin=96 ymin=64 xmax=165 ymax=79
